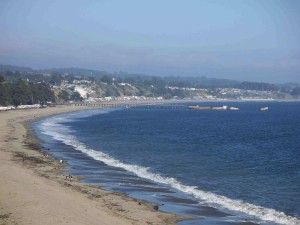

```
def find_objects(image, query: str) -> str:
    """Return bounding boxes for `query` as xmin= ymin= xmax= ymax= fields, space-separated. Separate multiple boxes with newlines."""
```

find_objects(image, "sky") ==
xmin=0 ymin=0 xmax=300 ymax=83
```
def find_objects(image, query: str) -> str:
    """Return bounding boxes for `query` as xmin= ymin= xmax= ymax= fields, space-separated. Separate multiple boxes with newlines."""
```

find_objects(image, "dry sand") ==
xmin=0 ymin=105 xmax=188 ymax=225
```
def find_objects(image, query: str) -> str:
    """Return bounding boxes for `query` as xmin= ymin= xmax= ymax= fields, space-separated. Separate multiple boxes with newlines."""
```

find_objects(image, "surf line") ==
xmin=40 ymin=117 xmax=300 ymax=225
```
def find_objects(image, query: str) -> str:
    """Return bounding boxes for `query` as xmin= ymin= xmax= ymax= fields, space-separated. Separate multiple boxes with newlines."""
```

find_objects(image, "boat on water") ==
xmin=188 ymin=106 xmax=212 ymax=110
xmin=260 ymin=107 xmax=269 ymax=111
xmin=188 ymin=105 xmax=239 ymax=110
xmin=212 ymin=106 xmax=228 ymax=110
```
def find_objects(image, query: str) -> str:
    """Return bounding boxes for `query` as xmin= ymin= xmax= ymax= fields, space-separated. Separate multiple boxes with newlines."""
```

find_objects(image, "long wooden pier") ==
xmin=73 ymin=103 xmax=120 ymax=108
xmin=72 ymin=102 xmax=187 ymax=110
xmin=129 ymin=104 xmax=186 ymax=110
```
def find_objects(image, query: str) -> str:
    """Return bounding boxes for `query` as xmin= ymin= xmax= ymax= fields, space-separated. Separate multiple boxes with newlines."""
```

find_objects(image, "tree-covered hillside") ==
xmin=0 ymin=75 xmax=55 ymax=106
xmin=0 ymin=64 xmax=300 ymax=106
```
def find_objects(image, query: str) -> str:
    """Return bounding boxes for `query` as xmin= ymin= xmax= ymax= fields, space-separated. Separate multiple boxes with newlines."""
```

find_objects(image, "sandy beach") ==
xmin=0 ymin=105 xmax=186 ymax=225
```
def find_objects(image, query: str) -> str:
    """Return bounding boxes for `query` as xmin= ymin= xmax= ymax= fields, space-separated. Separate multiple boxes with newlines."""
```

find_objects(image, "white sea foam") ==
xmin=39 ymin=112 xmax=300 ymax=225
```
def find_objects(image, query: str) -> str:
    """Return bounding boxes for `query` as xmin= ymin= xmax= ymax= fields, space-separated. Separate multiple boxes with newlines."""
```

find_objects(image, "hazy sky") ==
xmin=0 ymin=0 xmax=299 ymax=83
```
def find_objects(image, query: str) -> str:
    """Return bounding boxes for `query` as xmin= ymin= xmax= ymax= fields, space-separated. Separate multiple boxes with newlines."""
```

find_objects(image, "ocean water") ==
xmin=33 ymin=101 xmax=300 ymax=225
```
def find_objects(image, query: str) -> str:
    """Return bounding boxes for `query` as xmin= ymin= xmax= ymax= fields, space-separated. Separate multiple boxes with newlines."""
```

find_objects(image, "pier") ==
xmin=128 ymin=104 xmax=186 ymax=110
xmin=71 ymin=102 xmax=187 ymax=110
xmin=72 ymin=102 xmax=121 ymax=108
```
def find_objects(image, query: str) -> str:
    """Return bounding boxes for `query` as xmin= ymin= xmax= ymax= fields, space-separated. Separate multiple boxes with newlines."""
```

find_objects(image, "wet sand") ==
xmin=0 ymin=105 xmax=188 ymax=225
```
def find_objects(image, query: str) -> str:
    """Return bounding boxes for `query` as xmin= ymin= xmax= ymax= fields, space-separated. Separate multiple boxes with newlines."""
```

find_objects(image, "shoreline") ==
xmin=0 ymin=105 xmax=189 ymax=225
xmin=2 ymin=101 xmax=299 ymax=225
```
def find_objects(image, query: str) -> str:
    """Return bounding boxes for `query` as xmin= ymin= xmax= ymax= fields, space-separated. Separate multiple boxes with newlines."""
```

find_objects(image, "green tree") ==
xmin=10 ymin=79 xmax=32 ymax=106
xmin=291 ymin=87 xmax=300 ymax=97
xmin=70 ymin=91 xmax=83 ymax=101
xmin=30 ymin=82 xmax=55 ymax=104
xmin=49 ymin=73 xmax=63 ymax=85
xmin=58 ymin=90 xmax=70 ymax=101
xmin=0 ymin=83 xmax=10 ymax=106
xmin=66 ymin=74 xmax=75 ymax=83
xmin=100 ymin=75 xmax=113 ymax=85
xmin=105 ymin=85 xmax=120 ymax=96
xmin=0 ymin=75 xmax=4 ymax=83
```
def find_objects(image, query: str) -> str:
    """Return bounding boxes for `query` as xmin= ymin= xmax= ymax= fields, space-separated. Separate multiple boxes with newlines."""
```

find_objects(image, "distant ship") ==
xmin=188 ymin=106 xmax=212 ymax=110
xmin=260 ymin=107 xmax=269 ymax=111
xmin=188 ymin=105 xmax=239 ymax=110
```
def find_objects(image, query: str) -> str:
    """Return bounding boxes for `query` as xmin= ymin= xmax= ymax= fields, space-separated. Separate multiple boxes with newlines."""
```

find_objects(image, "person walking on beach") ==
xmin=65 ymin=175 xmax=73 ymax=181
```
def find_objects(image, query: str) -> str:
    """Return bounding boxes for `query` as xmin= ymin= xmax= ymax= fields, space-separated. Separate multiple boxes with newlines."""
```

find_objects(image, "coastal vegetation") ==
xmin=0 ymin=75 xmax=55 ymax=106
xmin=0 ymin=64 xmax=300 ymax=106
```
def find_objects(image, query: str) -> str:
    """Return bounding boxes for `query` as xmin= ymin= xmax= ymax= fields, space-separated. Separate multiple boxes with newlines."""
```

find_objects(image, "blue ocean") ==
xmin=33 ymin=101 xmax=300 ymax=225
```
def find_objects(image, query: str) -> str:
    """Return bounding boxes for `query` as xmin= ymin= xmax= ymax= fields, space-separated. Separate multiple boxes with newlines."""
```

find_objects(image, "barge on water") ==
xmin=188 ymin=105 xmax=239 ymax=110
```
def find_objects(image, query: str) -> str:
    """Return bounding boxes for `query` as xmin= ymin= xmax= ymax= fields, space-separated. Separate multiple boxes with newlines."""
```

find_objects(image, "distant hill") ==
xmin=0 ymin=64 xmax=33 ymax=73
xmin=37 ymin=67 xmax=108 ymax=77
xmin=1 ymin=63 xmax=299 ymax=103
xmin=0 ymin=63 xmax=241 ymax=88
xmin=0 ymin=63 xmax=298 ymax=90
xmin=163 ymin=76 xmax=241 ymax=88
xmin=0 ymin=64 xmax=108 ymax=77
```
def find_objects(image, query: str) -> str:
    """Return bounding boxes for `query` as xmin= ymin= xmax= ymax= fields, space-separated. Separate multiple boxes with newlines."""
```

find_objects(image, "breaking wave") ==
xmin=39 ymin=111 xmax=300 ymax=225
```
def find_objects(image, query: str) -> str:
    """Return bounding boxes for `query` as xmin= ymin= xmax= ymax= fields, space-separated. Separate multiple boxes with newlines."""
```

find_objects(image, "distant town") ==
xmin=0 ymin=64 xmax=300 ymax=110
